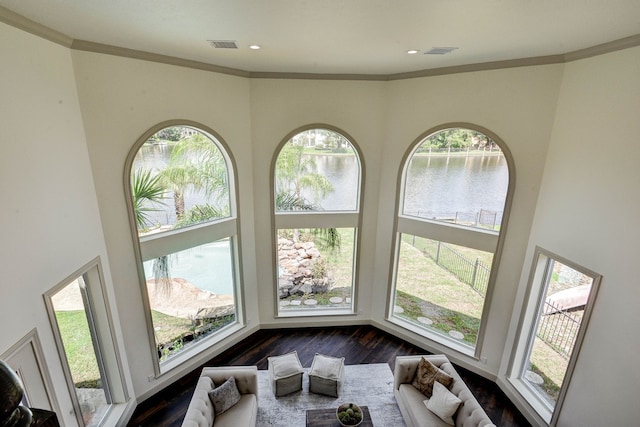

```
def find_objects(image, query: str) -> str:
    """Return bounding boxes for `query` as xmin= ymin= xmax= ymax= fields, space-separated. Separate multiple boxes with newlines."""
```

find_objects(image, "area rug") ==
xmin=256 ymin=363 xmax=406 ymax=426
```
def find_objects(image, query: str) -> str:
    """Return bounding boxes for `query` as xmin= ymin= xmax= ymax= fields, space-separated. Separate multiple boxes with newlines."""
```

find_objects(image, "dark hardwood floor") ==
xmin=127 ymin=325 xmax=530 ymax=426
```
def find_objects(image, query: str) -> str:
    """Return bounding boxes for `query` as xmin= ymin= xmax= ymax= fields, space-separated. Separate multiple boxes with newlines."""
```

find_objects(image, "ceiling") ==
xmin=1 ymin=0 xmax=639 ymax=76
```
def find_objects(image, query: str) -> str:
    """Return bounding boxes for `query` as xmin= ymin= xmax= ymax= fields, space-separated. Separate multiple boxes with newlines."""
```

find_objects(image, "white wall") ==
xmin=70 ymin=50 xmax=260 ymax=399
xmin=0 ymin=23 xmax=130 ymax=426
xmin=502 ymin=46 xmax=640 ymax=426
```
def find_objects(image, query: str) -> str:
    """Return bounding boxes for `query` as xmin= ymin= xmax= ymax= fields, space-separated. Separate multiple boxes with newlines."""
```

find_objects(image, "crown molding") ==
xmin=2 ymin=6 xmax=639 ymax=81
xmin=0 ymin=5 xmax=73 ymax=47
xmin=387 ymin=55 xmax=566 ymax=81
xmin=564 ymin=34 xmax=640 ymax=62
xmin=70 ymin=40 xmax=250 ymax=77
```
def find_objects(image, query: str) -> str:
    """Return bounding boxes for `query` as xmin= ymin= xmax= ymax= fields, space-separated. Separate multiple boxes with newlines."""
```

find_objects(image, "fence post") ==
xmin=436 ymin=241 xmax=441 ymax=265
xmin=471 ymin=258 xmax=479 ymax=291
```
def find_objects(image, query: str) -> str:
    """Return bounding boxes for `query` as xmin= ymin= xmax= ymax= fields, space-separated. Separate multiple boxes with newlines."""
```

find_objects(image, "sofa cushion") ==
xmin=208 ymin=376 xmax=241 ymax=415
xmin=214 ymin=394 xmax=257 ymax=427
xmin=425 ymin=381 xmax=462 ymax=425
xmin=412 ymin=357 xmax=454 ymax=398
xmin=398 ymin=383 xmax=450 ymax=427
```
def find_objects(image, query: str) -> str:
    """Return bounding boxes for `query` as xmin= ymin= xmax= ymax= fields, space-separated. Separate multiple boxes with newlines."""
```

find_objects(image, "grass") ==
xmin=55 ymin=310 xmax=101 ymax=388
xmin=393 ymin=240 xmax=485 ymax=345
xmin=57 ymin=308 xmax=236 ymax=383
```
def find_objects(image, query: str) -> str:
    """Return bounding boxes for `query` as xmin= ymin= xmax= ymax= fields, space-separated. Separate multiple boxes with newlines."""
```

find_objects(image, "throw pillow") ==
xmin=208 ymin=376 xmax=241 ymax=415
xmin=268 ymin=350 xmax=303 ymax=378
xmin=425 ymin=380 xmax=462 ymax=425
xmin=310 ymin=353 xmax=344 ymax=379
xmin=411 ymin=357 xmax=454 ymax=398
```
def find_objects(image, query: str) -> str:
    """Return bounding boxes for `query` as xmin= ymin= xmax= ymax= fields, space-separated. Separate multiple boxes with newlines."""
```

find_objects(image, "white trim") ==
xmin=396 ymin=216 xmax=498 ymax=253
xmin=140 ymin=218 xmax=237 ymax=261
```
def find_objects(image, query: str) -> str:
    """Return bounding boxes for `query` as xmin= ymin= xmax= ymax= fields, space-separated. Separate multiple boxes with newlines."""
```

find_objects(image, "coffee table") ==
xmin=306 ymin=405 xmax=373 ymax=427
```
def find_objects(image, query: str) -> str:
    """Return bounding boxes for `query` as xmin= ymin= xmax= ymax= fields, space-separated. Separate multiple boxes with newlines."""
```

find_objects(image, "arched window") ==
xmin=390 ymin=126 xmax=512 ymax=355
xmin=272 ymin=127 xmax=363 ymax=316
xmin=126 ymin=123 xmax=243 ymax=373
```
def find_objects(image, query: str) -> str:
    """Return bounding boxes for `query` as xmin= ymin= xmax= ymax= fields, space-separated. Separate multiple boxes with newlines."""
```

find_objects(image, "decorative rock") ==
xmin=394 ymin=305 xmax=404 ymax=314
xmin=417 ymin=317 xmax=433 ymax=325
xmin=345 ymin=297 xmax=352 ymax=304
xmin=329 ymin=297 xmax=343 ymax=304
xmin=290 ymin=300 xmax=302 ymax=306
xmin=448 ymin=330 xmax=464 ymax=340
xmin=280 ymin=301 xmax=291 ymax=307
xmin=303 ymin=299 xmax=318 ymax=305
xmin=525 ymin=370 xmax=544 ymax=385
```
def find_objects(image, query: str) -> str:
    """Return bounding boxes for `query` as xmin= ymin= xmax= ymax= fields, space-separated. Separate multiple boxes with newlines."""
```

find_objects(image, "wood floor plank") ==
xmin=127 ymin=325 xmax=531 ymax=426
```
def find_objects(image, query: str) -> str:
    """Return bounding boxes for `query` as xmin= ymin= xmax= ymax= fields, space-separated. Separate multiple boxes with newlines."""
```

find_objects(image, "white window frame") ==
xmin=507 ymin=247 xmax=601 ymax=425
xmin=388 ymin=123 xmax=514 ymax=358
xmin=124 ymin=121 xmax=245 ymax=376
xmin=43 ymin=258 xmax=130 ymax=427
xmin=271 ymin=125 xmax=364 ymax=318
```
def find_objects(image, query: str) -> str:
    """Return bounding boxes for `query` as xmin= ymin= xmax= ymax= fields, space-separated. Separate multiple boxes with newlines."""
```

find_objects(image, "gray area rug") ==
xmin=256 ymin=363 xmax=406 ymax=426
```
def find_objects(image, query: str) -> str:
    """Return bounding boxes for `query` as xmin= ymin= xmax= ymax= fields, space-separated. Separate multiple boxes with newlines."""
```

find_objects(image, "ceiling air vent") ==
xmin=424 ymin=47 xmax=458 ymax=55
xmin=207 ymin=40 xmax=238 ymax=49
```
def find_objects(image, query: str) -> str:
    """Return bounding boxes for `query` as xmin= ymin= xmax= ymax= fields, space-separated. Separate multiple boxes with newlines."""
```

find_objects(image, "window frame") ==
xmin=387 ymin=123 xmax=515 ymax=358
xmin=271 ymin=124 xmax=365 ymax=317
xmin=124 ymin=120 xmax=246 ymax=376
xmin=43 ymin=257 xmax=130 ymax=427
xmin=507 ymin=247 xmax=602 ymax=425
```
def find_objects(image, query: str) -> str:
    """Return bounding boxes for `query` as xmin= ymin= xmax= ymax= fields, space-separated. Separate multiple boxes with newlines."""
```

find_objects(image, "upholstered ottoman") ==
xmin=308 ymin=353 xmax=345 ymax=397
xmin=267 ymin=350 xmax=304 ymax=397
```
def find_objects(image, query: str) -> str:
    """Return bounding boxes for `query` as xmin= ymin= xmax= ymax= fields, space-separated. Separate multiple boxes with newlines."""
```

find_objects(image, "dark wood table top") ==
xmin=306 ymin=405 xmax=373 ymax=427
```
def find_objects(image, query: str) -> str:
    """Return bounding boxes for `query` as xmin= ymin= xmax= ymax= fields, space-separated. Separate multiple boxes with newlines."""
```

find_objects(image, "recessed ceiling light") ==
xmin=249 ymin=45 xmax=261 ymax=50
xmin=407 ymin=49 xmax=419 ymax=55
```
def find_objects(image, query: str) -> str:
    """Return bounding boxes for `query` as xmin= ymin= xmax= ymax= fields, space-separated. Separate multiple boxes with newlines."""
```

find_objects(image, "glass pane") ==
xmin=131 ymin=126 xmax=230 ymax=235
xmin=275 ymin=129 xmax=359 ymax=212
xmin=277 ymin=228 xmax=355 ymax=311
xmin=393 ymin=234 xmax=493 ymax=347
xmin=524 ymin=260 xmax=594 ymax=406
xmin=50 ymin=278 xmax=109 ymax=427
xmin=403 ymin=129 xmax=507 ymax=230
xmin=142 ymin=239 xmax=237 ymax=361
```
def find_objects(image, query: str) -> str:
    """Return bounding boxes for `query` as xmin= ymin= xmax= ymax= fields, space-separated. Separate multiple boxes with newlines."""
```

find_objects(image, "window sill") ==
xmin=388 ymin=315 xmax=476 ymax=358
xmin=276 ymin=307 xmax=356 ymax=318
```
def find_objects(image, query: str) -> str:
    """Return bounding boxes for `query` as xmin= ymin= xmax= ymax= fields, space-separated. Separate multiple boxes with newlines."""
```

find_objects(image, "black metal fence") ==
xmin=537 ymin=300 xmax=582 ymax=359
xmin=421 ymin=241 xmax=491 ymax=296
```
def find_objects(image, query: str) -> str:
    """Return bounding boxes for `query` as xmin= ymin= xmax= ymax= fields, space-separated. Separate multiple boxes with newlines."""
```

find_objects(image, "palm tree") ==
xmin=275 ymin=141 xmax=341 ymax=250
xmin=159 ymin=132 xmax=229 ymax=224
xmin=130 ymin=168 xmax=172 ymax=293
xmin=275 ymin=142 xmax=333 ymax=207
xmin=131 ymin=168 xmax=166 ymax=231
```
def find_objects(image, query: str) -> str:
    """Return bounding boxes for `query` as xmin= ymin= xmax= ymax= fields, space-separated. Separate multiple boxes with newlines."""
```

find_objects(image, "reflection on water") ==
xmin=404 ymin=155 xmax=508 ymax=224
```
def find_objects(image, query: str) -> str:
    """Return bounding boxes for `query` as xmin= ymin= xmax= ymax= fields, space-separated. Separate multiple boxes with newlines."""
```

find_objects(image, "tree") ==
xmin=131 ymin=168 xmax=166 ymax=231
xmin=130 ymin=168 xmax=172 ymax=294
xmin=275 ymin=142 xmax=333 ymax=207
xmin=159 ymin=132 xmax=229 ymax=223
xmin=275 ymin=140 xmax=341 ymax=250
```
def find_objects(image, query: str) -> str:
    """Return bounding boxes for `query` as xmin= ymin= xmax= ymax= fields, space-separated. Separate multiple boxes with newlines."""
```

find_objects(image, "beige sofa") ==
xmin=181 ymin=366 xmax=258 ymax=427
xmin=394 ymin=355 xmax=496 ymax=427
